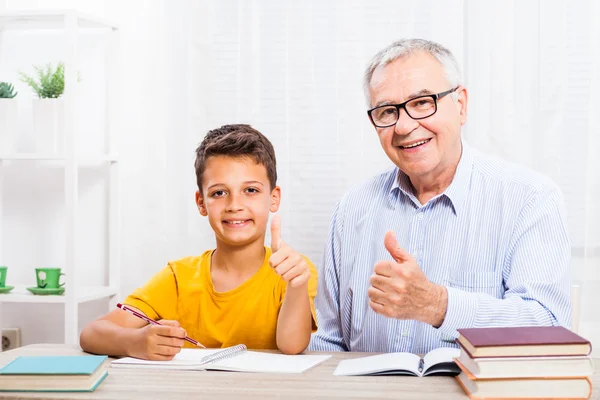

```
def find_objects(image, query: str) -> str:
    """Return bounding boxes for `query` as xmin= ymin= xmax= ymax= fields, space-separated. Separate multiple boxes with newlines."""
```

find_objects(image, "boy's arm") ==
xmin=270 ymin=215 xmax=314 ymax=355
xmin=79 ymin=308 xmax=185 ymax=360
xmin=80 ymin=265 xmax=186 ymax=360
xmin=277 ymin=281 xmax=313 ymax=355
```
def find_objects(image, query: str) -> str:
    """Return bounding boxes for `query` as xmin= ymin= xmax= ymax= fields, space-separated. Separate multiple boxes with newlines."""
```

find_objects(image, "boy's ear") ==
xmin=269 ymin=186 xmax=281 ymax=213
xmin=195 ymin=190 xmax=208 ymax=216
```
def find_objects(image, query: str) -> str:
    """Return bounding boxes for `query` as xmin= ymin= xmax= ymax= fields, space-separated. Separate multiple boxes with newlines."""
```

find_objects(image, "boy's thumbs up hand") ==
xmin=269 ymin=214 xmax=311 ymax=289
xmin=367 ymin=230 xmax=448 ymax=326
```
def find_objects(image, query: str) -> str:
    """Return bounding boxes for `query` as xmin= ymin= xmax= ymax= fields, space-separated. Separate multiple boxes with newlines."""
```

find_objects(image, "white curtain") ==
xmin=161 ymin=0 xmax=600 ymax=350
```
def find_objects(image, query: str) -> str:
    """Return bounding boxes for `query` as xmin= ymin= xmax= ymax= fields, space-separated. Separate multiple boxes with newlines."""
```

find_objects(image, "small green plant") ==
xmin=19 ymin=62 xmax=65 ymax=99
xmin=0 ymin=82 xmax=17 ymax=98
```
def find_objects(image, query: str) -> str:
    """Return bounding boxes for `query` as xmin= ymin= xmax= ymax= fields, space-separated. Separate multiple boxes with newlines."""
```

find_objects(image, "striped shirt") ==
xmin=309 ymin=141 xmax=571 ymax=353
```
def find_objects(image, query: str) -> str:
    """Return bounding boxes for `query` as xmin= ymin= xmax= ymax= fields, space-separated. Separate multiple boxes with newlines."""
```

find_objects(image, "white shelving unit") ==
xmin=0 ymin=9 xmax=120 ymax=348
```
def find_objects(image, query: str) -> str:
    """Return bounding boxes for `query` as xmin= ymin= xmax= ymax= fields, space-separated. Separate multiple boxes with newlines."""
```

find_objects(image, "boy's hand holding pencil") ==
xmin=269 ymin=214 xmax=311 ymax=288
xmin=129 ymin=319 xmax=188 ymax=361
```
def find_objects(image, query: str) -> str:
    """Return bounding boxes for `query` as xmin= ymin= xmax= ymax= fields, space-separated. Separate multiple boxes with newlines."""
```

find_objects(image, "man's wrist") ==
xmin=424 ymin=284 xmax=448 ymax=327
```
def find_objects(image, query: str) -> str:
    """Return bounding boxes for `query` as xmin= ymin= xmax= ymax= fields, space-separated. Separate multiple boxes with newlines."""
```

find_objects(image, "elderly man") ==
xmin=309 ymin=39 xmax=571 ymax=353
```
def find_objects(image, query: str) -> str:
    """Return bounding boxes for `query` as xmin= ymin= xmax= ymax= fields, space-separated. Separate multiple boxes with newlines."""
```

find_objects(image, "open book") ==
xmin=111 ymin=345 xmax=331 ymax=374
xmin=334 ymin=347 xmax=461 ymax=376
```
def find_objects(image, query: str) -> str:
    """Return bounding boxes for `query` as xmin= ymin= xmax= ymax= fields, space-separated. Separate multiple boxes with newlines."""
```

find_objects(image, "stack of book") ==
xmin=0 ymin=355 xmax=108 ymax=392
xmin=454 ymin=326 xmax=593 ymax=399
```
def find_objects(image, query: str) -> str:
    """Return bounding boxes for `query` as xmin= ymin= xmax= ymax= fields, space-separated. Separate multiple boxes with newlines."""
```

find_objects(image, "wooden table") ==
xmin=0 ymin=344 xmax=598 ymax=399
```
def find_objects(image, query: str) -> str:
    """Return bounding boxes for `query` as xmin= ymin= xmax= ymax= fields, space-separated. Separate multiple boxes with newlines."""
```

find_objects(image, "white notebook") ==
xmin=111 ymin=345 xmax=331 ymax=374
xmin=334 ymin=347 xmax=461 ymax=376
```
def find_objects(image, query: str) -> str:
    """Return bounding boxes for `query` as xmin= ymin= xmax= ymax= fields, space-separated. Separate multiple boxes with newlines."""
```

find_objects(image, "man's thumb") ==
xmin=384 ymin=230 xmax=411 ymax=262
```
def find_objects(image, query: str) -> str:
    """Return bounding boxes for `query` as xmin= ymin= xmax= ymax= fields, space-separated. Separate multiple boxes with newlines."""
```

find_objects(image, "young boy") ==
xmin=80 ymin=124 xmax=318 ymax=359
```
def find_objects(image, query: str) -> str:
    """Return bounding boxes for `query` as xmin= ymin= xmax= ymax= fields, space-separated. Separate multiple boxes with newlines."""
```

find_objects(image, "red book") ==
xmin=457 ymin=326 xmax=592 ymax=358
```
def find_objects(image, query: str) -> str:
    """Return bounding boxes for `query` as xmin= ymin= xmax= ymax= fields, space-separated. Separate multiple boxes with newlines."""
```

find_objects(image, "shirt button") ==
xmin=417 ymin=213 xmax=424 ymax=220
xmin=401 ymin=331 xmax=409 ymax=338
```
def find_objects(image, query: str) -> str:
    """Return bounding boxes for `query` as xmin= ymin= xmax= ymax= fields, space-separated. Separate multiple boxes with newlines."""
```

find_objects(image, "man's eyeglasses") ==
xmin=367 ymin=87 xmax=459 ymax=128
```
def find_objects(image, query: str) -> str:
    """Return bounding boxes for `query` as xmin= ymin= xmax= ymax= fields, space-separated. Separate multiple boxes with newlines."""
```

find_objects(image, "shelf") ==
xmin=0 ymin=9 xmax=119 ymax=31
xmin=0 ymin=285 xmax=118 ymax=304
xmin=0 ymin=153 xmax=119 ymax=164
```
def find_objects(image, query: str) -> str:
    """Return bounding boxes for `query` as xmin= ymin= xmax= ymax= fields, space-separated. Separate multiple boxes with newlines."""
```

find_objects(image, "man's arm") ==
xmin=435 ymin=185 xmax=571 ymax=337
xmin=309 ymin=203 xmax=348 ymax=352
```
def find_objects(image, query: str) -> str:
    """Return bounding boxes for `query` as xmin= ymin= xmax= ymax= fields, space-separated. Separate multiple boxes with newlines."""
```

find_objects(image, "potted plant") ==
xmin=19 ymin=62 xmax=65 ymax=154
xmin=0 ymin=82 xmax=18 ymax=154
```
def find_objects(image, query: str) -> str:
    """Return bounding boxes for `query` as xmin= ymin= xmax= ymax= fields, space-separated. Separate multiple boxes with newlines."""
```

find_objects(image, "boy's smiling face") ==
xmin=196 ymin=155 xmax=280 ymax=247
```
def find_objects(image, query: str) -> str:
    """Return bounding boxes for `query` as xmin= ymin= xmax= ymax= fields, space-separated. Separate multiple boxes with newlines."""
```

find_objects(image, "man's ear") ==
xmin=269 ymin=186 xmax=281 ymax=213
xmin=456 ymin=86 xmax=468 ymax=125
xmin=195 ymin=190 xmax=208 ymax=216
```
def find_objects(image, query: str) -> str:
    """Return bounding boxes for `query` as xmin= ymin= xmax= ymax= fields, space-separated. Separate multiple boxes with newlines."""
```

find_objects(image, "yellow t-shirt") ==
xmin=124 ymin=246 xmax=318 ymax=350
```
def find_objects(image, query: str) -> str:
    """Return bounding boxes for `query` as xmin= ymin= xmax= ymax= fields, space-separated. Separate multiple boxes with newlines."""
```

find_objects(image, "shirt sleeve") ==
xmin=306 ymin=256 xmax=319 ymax=332
xmin=123 ymin=263 xmax=180 ymax=321
xmin=436 ymin=184 xmax=572 ymax=338
xmin=309 ymin=202 xmax=348 ymax=351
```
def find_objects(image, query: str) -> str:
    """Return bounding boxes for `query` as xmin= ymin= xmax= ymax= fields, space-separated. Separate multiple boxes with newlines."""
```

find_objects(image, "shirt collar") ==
xmin=390 ymin=140 xmax=473 ymax=216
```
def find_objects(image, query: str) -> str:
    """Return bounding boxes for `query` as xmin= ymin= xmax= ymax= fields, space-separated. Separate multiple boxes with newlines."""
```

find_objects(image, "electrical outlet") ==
xmin=2 ymin=328 xmax=21 ymax=351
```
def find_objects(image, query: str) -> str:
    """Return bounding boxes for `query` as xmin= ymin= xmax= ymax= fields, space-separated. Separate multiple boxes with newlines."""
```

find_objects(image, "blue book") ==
xmin=0 ymin=355 xmax=108 ymax=392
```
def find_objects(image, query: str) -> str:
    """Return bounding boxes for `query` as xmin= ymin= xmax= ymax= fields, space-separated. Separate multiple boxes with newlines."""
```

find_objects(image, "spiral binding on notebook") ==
xmin=200 ymin=344 xmax=247 ymax=365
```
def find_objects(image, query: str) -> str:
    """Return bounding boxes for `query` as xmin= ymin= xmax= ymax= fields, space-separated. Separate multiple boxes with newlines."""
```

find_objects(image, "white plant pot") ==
xmin=0 ymin=98 xmax=18 ymax=155
xmin=32 ymin=98 xmax=64 ymax=155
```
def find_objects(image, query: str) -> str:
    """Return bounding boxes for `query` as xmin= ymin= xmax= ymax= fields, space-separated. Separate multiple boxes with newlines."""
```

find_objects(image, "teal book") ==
xmin=0 ymin=355 xmax=108 ymax=392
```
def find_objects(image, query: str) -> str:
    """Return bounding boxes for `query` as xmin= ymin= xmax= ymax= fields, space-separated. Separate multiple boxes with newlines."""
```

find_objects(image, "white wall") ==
xmin=0 ymin=0 xmax=174 ymax=344
xmin=1 ymin=0 xmax=599 ymax=352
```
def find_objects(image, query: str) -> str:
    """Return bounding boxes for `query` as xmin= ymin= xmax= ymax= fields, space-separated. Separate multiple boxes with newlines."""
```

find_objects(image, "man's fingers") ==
xmin=373 ymin=260 xmax=395 ymax=277
xmin=270 ymin=214 xmax=282 ymax=252
xmin=383 ymin=231 xmax=413 ymax=263
xmin=367 ymin=285 xmax=386 ymax=303
xmin=369 ymin=300 xmax=388 ymax=317
xmin=369 ymin=273 xmax=392 ymax=291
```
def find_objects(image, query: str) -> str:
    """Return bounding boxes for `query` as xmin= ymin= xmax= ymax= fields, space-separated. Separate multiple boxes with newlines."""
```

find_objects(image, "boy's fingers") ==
xmin=270 ymin=214 xmax=282 ymax=252
xmin=156 ymin=325 xmax=186 ymax=338
xmin=158 ymin=319 xmax=181 ymax=327
xmin=269 ymin=245 xmax=292 ymax=268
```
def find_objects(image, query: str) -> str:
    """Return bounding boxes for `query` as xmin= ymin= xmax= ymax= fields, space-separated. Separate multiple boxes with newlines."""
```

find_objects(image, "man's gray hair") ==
xmin=363 ymin=39 xmax=463 ymax=106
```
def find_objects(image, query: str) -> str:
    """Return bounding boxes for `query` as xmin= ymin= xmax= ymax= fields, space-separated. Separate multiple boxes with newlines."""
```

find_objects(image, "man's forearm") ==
xmin=435 ymin=287 xmax=561 ymax=337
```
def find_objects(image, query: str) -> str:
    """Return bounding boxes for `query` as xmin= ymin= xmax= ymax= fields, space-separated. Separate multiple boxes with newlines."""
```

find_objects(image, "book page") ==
xmin=111 ymin=349 xmax=223 ymax=370
xmin=210 ymin=352 xmax=331 ymax=374
xmin=111 ymin=349 xmax=331 ymax=374
xmin=422 ymin=347 xmax=461 ymax=376
xmin=333 ymin=353 xmax=421 ymax=376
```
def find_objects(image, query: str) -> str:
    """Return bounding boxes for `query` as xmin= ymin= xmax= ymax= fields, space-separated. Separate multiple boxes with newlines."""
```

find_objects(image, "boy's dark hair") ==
xmin=195 ymin=124 xmax=277 ymax=192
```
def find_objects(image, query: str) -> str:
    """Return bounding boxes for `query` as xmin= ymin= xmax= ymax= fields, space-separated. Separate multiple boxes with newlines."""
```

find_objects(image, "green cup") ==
xmin=35 ymin=268 xmax=65 ymax=289
xmin=0 ymin=266 xmax=7 ymax=287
